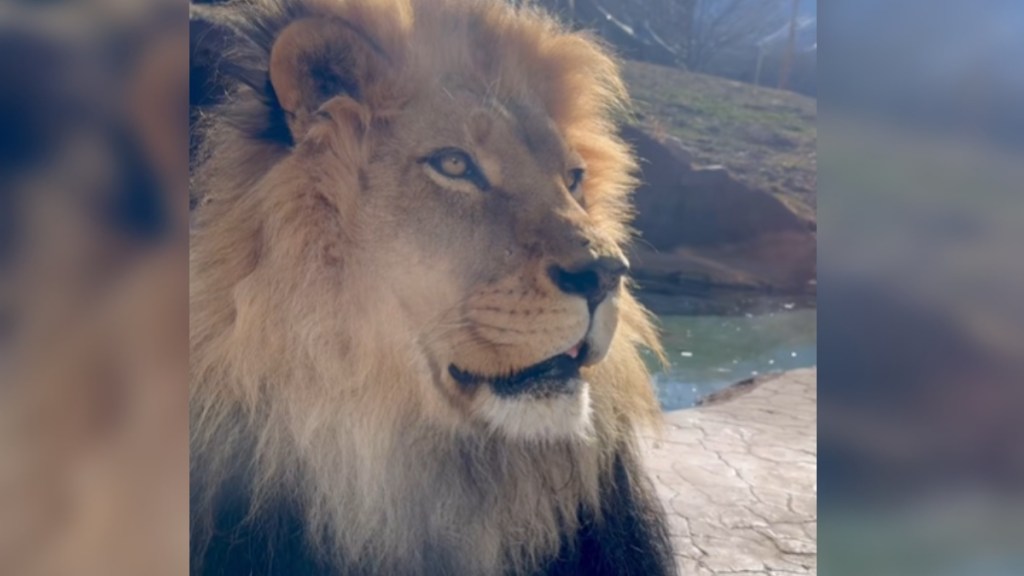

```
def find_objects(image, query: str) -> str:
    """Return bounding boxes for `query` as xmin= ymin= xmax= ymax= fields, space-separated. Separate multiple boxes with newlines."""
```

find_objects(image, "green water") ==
xmin=647 ymin=308 xmax=817 ymax=410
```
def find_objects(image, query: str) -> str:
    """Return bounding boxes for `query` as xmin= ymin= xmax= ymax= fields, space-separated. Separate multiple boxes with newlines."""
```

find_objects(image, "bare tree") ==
xmin=620 ymin=0 xmax=695 ymax=41
xmin=777 ymin=0 xmax=800 ymax=89
xmin=628 ymin=0 xmax=696 ymax=57
xmin=685 ymin=0 xmax=787 ymax=72
xmin=532 ymin=0 xmax=788 ymax=76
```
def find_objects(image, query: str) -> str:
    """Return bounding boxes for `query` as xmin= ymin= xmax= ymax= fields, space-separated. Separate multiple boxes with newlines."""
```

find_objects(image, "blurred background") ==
xmin=817 ymin=1 xmax=1024 ymax=574
xmin=0 ymin=1 xmax=187 ymax=575
xmin=2 ymin=0 xmax=1022 ymax=574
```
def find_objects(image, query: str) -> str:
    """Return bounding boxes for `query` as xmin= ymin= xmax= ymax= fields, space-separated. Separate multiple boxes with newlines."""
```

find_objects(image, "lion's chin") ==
xmin=474 ymin=381 xmax=593 ymax=440
xmin=450 ymin=350 xmax=594 ymax=439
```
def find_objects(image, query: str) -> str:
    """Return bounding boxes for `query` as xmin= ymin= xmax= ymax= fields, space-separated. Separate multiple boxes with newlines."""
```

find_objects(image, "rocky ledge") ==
xmin=642 ymin=368 xmax=817 ymax=575
xmin=621 ymin=61 xmax=817 ymax=315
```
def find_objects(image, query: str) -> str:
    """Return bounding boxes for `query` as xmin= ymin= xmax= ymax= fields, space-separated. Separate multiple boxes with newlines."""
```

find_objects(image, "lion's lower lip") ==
xmin=449 ymin=343 xmax=589 ymax=397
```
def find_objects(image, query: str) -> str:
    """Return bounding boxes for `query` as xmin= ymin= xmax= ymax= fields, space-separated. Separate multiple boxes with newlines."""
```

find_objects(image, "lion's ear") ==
xmin=269 ymin=18 xmax=385 ymax=137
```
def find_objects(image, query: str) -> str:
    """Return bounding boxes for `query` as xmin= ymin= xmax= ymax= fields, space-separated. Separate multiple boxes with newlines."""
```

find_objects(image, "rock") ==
xmin=643 ymin=368 xmax=818 ymax=575
xmin=621 ymin=124 xmax=817 ymax=313
xmin=696 ymin=375 xmax=763 ymax=406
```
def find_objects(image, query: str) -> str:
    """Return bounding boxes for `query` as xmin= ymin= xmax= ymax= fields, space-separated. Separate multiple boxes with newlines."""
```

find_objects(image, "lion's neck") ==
xmin=193 ymin=368 xmax=607 ymax=575
xmin=290 ymin=409 xmax=602 ymax=574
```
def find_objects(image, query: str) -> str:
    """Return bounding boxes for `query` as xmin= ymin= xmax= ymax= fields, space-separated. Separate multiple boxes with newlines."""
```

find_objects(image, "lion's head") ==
xmin=192 ymin=0 xmax=661 ymax=441
xmin=190 ymin=0 xmax=668 ymax=570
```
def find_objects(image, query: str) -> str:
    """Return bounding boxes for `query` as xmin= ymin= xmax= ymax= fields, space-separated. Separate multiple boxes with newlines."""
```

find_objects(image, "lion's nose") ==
xmin=548 ymin=255 xmax=629 ymax=310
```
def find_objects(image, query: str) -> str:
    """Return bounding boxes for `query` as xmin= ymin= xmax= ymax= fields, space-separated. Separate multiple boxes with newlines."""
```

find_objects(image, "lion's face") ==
xmin=330 ymin=88 xmax=628 ymax=439
xmin=195 ymin=6 xmax=644 ymax=442
xmin=191 ymin=4 xmax=665 ymax=570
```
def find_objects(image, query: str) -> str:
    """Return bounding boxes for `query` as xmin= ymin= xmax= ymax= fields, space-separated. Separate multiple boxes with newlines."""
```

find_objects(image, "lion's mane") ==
xmin=189 ymin=1 xmax=675 ymax=574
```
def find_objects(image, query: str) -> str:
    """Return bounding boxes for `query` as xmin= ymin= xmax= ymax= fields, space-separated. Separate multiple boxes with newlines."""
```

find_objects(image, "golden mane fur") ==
xmin=190 ymin=0 xmax=668 ymax=573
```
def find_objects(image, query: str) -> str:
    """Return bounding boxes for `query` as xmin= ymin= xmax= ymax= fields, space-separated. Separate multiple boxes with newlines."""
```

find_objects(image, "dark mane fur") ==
xmin=191 ymin=0 xmax=308 ymax=153
xmin=195 ymin=446 xmax=676 ymax=575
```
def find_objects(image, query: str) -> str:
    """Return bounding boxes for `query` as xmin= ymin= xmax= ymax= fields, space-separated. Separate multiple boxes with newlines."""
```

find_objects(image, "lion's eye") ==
xmin=424 ymin=148 xmax=490 ymax=190
xmin=567 ymin=168 xmax=585 ymax=194
xmin=435 ymin=152 xmax=469 ymax=177
xmin=426 ymin=150 xmax=470 ymax=178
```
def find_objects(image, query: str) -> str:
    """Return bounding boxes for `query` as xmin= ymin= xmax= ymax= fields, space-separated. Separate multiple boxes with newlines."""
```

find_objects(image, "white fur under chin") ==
xmin=475 ymin=382 xmax=594 ymax=440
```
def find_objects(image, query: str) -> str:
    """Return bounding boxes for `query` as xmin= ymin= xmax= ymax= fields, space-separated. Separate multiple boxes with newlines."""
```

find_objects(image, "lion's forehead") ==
xmin=395 ymin=16 xmax=607 ymax=148
xmin=392 ymin=89 xmax=572 ymax=189
xmin=502 ymin=100 xmax=572 ymax=169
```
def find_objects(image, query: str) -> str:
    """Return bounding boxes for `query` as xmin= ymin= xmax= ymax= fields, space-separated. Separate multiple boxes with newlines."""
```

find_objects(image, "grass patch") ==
xmin=623 ymin=60 xmax=817 ymax=221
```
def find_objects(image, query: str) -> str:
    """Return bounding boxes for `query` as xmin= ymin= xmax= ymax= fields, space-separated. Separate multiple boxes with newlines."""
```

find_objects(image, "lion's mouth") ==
xmin=449 ymin=341 xmax=590 ymax=397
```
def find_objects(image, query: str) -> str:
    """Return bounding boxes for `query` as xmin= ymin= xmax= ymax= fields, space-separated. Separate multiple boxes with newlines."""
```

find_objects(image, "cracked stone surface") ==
xmin=642 ymin=368 xmax=817 ymax=575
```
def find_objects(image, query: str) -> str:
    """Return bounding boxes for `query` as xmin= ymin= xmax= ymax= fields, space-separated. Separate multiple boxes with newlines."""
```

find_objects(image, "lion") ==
xmin=189 ymin=0 xmax=676 ymax=574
